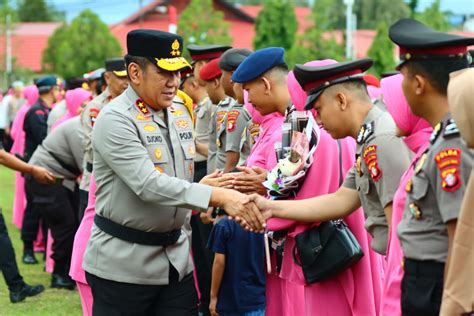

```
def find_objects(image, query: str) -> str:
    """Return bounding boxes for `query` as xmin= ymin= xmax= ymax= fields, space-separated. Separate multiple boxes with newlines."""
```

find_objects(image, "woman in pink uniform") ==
xmin=239 ymin=91 xmax=306 ymax=316
xmin=10 ymin=85 xmax=39 ymax=229
xmin=70 ymin=176 xmax=97 ymax=316
xmin=261 ymin=62 xmax=383 ymax=316
xmin=379 ymin=74 xmax=432 ymax=316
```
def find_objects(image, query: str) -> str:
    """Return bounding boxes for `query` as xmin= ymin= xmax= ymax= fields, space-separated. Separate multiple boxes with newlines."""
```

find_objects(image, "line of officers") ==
xmin=15 ymin=20 xmax=474 ymax=316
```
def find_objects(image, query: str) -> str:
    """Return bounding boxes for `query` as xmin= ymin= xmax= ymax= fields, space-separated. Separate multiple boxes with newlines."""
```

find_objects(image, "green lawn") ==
xmin=0 ymin=166 xmax=82 ymax=315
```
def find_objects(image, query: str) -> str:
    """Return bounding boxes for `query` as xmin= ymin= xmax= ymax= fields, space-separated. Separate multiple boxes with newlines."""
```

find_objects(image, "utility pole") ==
xmin=139 ymin=0 xmax=143 ymax=28
xmin=343 ymin=0 xmax=354 ymax=60
xmin=5 ymin=13 xmax=12 ymax=87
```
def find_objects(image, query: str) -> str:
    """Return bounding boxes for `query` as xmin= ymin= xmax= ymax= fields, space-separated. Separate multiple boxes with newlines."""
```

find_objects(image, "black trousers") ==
xmin=86 ymin=266 xmax=198 ymax=316
xmin=401 ymin=258 xmax=444 ymax=316
xmin=22 ymin=176 xmax=45 ymax=246
xmin=0 ymin=211 xmax=25 ymax=291
xmin=25 ymin=177 xmax=79 ymax=276
xmin=78 ymin=189 xmax=89 ymax=222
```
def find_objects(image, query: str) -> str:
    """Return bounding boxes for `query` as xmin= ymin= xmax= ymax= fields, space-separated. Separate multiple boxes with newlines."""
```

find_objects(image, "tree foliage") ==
xmin=367 ymin=21 xmax=396 ymax=77
xmin=16 ymin=0 xmax=64 ymax=22
xmin=42 ymin=10 xmax=122 ymax=78
xmin=285 ymin=0 xmax=344 ymax=68
xmin=178 ymin=0 xmax=231 ymax=52
xmin=253 ymin=0 xmax=297 ymax=50
xmin=309 ymin=0 xmax=409 ymax=30
xmin=415 ymin=0 xmax=451 ymax=31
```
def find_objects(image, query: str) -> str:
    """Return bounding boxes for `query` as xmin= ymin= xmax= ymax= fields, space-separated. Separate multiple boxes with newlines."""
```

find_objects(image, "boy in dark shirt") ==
xmin=207 ymin=215 xmax=266 ymax=316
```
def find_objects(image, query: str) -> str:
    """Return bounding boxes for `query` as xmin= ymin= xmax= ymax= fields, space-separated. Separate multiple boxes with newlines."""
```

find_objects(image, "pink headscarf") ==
xmin=10 ymin=85 xmax=39 ymax=154
xmin=265 ymin=62 xmax=382 ymax=315
xmin=381 ymin=74 xmax=432 ymax=153
xmin=380 ymin=73 xmax=432 ymax=316
xmin=52 ymin=88 xmax=91 ymax=129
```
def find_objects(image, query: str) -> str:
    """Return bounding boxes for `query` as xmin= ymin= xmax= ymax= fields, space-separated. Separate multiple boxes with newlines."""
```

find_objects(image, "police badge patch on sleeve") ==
xmin=89 ymin=108 xmax=99 ymax=126
xmin=226 ymin=110 xmax=240 ymax=132
xmin=435 ymin=148 xmax=462 ymax=192
xmin=363 ymin=144 xmax=382 ymax=182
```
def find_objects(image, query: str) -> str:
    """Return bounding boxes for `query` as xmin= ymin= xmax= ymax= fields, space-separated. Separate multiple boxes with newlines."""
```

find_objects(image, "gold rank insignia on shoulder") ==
xmin=430 ymin=122 xmax=442 ymax=144
xmin=415 ymin=153 xmax=428 ymax=174
xmin=356 ymin=121 xmax=374 ymax=144
xmin=409 ymin=202 xmax=422 ymax=220
xmin=143 ymin=124 xmax=156 ymax=132
xmin=405 ymin=178 xmax=413 ymax=193
xmin=135 ymin=99 xmax=151 ymax=116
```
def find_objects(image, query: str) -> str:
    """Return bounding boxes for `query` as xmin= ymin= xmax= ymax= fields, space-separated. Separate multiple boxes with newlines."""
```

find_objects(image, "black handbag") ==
xmin=292 ymin=140 xmax=364 ymax=284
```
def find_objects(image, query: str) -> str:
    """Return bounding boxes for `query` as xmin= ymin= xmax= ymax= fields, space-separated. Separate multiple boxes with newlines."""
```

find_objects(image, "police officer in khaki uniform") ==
xmin=199 ymin=58 xmax=236 ymax=173
xmin=82 ymin=30 xmax=264 ymax=316
xmin=79 ymin=58 xmax=128 ymax=219
xmin=389 ymin=19 xmax=474 ymax=315
xmin=248 ymin=58 xmax=412 ymax=256
xmin=219 ymin=48 xmax=253 ymax=172
xmin=188 ymin=45 xmax=230 ymax=176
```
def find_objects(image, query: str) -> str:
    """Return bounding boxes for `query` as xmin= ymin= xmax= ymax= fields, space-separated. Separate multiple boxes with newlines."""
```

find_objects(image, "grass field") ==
xmin=0 ymin=166 xmax=82 ymax=316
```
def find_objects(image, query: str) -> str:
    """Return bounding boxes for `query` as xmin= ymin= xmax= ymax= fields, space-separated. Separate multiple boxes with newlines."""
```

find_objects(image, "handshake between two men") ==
xmin=201 ymin=166 xmax=272 ymax=233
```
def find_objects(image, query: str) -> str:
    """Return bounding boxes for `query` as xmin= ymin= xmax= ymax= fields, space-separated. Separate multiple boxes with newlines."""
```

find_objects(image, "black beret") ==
xmin=293 ymin=58 xmax=373 ymax=110
xmin=105 ymin=58 xmax=127 ymax=77
xmin=65 ymin=77 xmax=88 ymax=90
xmin=389 ymin=18 xmax=474 ymax=69
xmin=219 ymin=48 xmax=253 ymax=71
xmin=127 ymin=29 xmax=191 ymax=71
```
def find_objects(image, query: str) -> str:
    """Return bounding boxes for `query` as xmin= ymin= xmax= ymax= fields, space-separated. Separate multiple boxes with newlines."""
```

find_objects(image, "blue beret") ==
xmin=231 ymin=47 xmax=286 ymax=83
xmin=35 ymin=75 xmax=58 ymax=88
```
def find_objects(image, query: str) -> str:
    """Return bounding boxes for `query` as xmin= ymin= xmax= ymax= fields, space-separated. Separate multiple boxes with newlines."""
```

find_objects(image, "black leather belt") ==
xmin=86 ymin=162 xmax=93 ymax=173
xmin=94 ymin=215 xmax=181 ymax=246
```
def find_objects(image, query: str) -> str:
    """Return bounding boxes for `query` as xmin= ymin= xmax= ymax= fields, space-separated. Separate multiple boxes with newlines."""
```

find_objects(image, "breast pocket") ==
xmin=147 ymin=145 xmax=170 ymax=164
xmin=410 ymin=175 xmax=429 ymax=201
xmin=356 ymin=176 xmax=370 ymax=195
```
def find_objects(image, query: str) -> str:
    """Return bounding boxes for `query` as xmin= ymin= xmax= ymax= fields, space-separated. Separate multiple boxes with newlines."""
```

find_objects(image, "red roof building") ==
xmin=0 ymin=22 xmax=61 ymax=72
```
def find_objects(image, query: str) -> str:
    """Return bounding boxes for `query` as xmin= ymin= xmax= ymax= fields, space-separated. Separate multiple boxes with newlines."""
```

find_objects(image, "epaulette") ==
xmin=430 ymin=121 xmax=442 ymax=144
xmin=356 ymin=121 xmax=374 ymax=145
xmin=443 ymin=118 xmax=460 ymax=138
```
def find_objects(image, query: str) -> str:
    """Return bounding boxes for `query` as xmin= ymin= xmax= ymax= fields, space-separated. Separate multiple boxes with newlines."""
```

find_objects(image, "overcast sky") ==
xmin=49 ymin=0 xmax=474 ymax=24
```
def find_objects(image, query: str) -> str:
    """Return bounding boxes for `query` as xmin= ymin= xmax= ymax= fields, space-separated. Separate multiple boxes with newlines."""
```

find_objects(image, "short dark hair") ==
xmin=405 ymin=58 xmax=469 ymax=95
xmin=124 ymin=54 xmax=151 ymax=80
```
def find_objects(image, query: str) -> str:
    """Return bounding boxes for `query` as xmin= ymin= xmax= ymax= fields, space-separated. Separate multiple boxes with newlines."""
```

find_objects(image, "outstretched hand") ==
xmin=221 ymin=190 xmax=266 ymax=232
xmin=200 ymin=170 xmax=236 ymax=189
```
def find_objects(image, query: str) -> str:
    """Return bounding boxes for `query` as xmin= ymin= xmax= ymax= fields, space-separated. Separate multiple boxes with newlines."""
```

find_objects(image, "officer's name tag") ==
xmin=179 ymin=131 xmax=193 ymax=141
xmin=146 ymin=135 xmax=164 ymax=144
